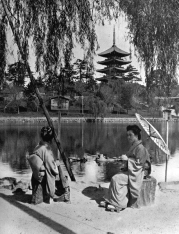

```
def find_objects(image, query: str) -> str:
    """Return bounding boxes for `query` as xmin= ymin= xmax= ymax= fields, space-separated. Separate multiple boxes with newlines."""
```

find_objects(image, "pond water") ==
xmin=0 ymin=121 xmax=179 ymax=183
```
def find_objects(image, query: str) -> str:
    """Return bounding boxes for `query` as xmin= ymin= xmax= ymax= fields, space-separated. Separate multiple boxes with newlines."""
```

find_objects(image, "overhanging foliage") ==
xmin=120 ymin=0 xmax=179 ymax=91
xmin=1 ymin=0 xmax=179 ymax=98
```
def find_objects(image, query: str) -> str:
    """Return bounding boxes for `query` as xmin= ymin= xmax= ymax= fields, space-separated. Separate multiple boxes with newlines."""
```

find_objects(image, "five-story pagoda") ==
xmin=96 ymin=28 xmax=132 ymax=83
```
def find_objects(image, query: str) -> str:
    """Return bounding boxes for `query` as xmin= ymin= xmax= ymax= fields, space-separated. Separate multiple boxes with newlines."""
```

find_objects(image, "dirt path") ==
xmin=0 ymin=178 xmax=179 ymax=234
xmin=1 ymin=153 xmax=179 ymax=234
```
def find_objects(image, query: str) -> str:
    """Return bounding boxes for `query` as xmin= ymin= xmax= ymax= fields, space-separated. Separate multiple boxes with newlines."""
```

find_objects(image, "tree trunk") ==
xmin=1 ymin=0 xmax=75 ymax=181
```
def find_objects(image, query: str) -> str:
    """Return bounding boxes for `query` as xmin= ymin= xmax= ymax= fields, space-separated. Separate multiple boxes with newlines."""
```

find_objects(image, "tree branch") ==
xmin=1 ymin=0 xmax=76 ymax=181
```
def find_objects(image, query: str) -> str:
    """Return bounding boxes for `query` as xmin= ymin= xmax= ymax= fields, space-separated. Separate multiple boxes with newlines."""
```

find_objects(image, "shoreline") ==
xmin=0 ymin=116 xmax=178 ymax=124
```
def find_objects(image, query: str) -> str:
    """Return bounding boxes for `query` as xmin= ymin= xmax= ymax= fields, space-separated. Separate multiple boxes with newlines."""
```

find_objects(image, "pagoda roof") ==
xmin=50 ymin=95 xmax=70 ymax=101
xmin=98 ymin=58 xmax=131 ymax=66
xmin=98 ymin=45 xmax=130 ymax=58
xmin=96 ymin=66 xmax=128 ymax=74
xmin=96 ymin=75 xmax=133 ymax=83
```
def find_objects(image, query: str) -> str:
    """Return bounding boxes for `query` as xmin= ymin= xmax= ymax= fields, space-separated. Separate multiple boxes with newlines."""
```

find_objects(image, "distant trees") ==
xmin=3 ymin=85 xmax=24 ymax=114
xmin=24 ymin=77 xmax=44 ymax=112
xmin=3 ymin=62 xmax=26 ymax=113
xmin=98 ymin=80 xmax=137 ymax=115
xmin=148 ymin=69 xmax=178 ymax=98
xmin=126 ymin=65 xmax=141 ymax=82
xmin=120 ymin=83 xmax=133 ymax=112
xmin=1 ymin=0 xmax=179 ymax=116
xmin=85 ymin=93 xmax=107 ymax=118
xmin=73 ymin=59 xmax=88 ymax=81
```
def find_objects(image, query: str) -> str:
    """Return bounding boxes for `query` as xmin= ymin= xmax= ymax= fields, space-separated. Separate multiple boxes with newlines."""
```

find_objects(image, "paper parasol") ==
xmin=135 ymin=113 xmax=170 ymax=155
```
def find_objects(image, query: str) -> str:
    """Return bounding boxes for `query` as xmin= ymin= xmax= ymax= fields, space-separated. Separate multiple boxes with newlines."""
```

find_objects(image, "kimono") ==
xmin=104 ymin=140 xmax=150 ymax=209
xmin=28 ymin=141 xmax=58 ymax=204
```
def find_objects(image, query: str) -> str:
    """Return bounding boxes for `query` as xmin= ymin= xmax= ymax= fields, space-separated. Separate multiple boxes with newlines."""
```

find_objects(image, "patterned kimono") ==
xmin=28 ymin=141 xmax=59 ymax=204
xmin=104 ymin=140 xmax=150 ymax=209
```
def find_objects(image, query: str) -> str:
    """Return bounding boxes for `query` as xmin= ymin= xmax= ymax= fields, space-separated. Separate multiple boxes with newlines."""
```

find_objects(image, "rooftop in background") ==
xmin=98 ymin=44 xmax=131 ymax=58
xmin=98 ymin=26 xmax=131 ymax=59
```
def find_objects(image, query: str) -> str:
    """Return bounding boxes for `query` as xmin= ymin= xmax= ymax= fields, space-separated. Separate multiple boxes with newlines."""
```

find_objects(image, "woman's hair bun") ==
xmin=40 ymin=126 xmax=54 ymax=142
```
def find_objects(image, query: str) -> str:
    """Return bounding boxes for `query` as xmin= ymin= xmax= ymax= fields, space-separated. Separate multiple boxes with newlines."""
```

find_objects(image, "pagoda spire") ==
xmin=113 ymin=26 xmax=115 ymax=46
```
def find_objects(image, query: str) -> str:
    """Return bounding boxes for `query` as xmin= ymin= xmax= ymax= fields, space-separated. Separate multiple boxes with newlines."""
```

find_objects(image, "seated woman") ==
xmin=100 ymin=124 xmax=150 ymax=212
xmin=28 ymin=126 xmax=70 ymax=204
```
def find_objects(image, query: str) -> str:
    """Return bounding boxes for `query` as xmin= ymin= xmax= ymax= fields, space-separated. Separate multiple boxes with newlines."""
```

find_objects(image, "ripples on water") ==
xmin=0 ymin=121 xmax=179 ymax=182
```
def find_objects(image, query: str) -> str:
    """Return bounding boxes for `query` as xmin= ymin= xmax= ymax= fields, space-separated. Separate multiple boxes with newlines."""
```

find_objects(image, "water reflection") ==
xmin=0 ymin=121 xmax=179 ymax=182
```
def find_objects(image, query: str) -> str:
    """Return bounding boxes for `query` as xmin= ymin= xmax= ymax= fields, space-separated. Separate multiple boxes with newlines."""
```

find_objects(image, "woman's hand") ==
xmin=119 ymin=155 xmax=128 ymax=160
xmin=135 ymin=158 xmax=140 ymax=164
xmin=55 ymin=159 xmax=61 ymax=166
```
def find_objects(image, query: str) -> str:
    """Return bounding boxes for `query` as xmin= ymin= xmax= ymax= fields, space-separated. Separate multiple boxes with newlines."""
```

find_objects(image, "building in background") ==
xmin=50 ymin=96 xmax=70 ymax=111
xmin=96 ymin=27 xmax=132 ymax=83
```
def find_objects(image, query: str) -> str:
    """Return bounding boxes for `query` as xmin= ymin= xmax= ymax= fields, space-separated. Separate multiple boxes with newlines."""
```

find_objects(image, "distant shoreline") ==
xmin=0 ymin=116 xmax=177 ymax=124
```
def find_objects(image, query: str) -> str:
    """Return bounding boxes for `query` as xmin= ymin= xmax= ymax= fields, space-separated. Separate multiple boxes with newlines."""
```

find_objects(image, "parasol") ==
xmin=135 ymin=113 xmax=170 ymax=155
xmin=135 ymin=113 xmax=170 ymax=181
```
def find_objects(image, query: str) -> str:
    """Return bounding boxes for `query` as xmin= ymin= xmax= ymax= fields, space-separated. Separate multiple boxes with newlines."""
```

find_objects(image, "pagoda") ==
xmin=96 ymin=28 xmax=132 ymax=83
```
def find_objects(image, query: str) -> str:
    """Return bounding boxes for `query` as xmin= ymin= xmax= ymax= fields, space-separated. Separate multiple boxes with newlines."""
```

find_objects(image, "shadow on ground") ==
xmin=0 ymin=193 xmax=76 ymax=234
xmin=82 ymin=186 xmax=108 ymax=205
xmin=11 ymin=192 xmax=32 ymax=203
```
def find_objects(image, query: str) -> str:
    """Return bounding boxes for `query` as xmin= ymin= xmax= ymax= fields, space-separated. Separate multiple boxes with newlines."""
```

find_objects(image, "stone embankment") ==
xmin=0 ymin=116 xmax=178 ymax=124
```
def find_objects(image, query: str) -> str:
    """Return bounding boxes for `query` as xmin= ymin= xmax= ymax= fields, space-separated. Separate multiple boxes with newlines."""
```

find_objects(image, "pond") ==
xmin=0 ymin=121 xmax=179 ymax=183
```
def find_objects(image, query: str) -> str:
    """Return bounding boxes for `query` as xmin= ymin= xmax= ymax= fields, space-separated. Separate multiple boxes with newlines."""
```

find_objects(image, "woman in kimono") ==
xmin=28 ymin=126 xmax=70 ymax=204
xmin=101 ymin=124 xmax=150 ymax=212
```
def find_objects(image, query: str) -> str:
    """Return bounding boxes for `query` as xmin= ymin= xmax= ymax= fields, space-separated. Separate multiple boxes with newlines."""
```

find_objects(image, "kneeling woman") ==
xmin=28 ymin=127 xmax=59 ymax=204
xmin=102 ymin=124 xmax=150 ymax=212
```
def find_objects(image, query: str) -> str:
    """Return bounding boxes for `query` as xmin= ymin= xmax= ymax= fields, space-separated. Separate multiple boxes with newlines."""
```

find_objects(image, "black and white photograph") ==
xmin=0 ymin=1 xmax=179 ymax=234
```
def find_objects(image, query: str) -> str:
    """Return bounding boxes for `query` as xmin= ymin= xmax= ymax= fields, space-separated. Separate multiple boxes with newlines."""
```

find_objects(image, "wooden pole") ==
xmin=82 ymin=95 xmax=84 ymax=116
xmin=164 ymin=109 xmax=171 ymax=182
xmin=1 ymin=0 xmax=75 ymax=181
xmin=165 ymin=119 xmax=169 ymax=182
xmin=58 ymin=110 xmax=61 ymax=142
xmin=81 ymin=120 xmax=84 ymax=147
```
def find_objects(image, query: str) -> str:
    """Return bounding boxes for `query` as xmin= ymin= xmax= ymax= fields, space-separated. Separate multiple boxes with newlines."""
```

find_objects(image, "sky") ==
xmin=6 ymin=16 xmax=146 ymax=86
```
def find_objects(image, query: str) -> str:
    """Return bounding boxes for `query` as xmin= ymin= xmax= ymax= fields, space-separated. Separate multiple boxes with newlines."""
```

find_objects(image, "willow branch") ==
xmin=1 ymin=0 xmax=76 ymax=181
